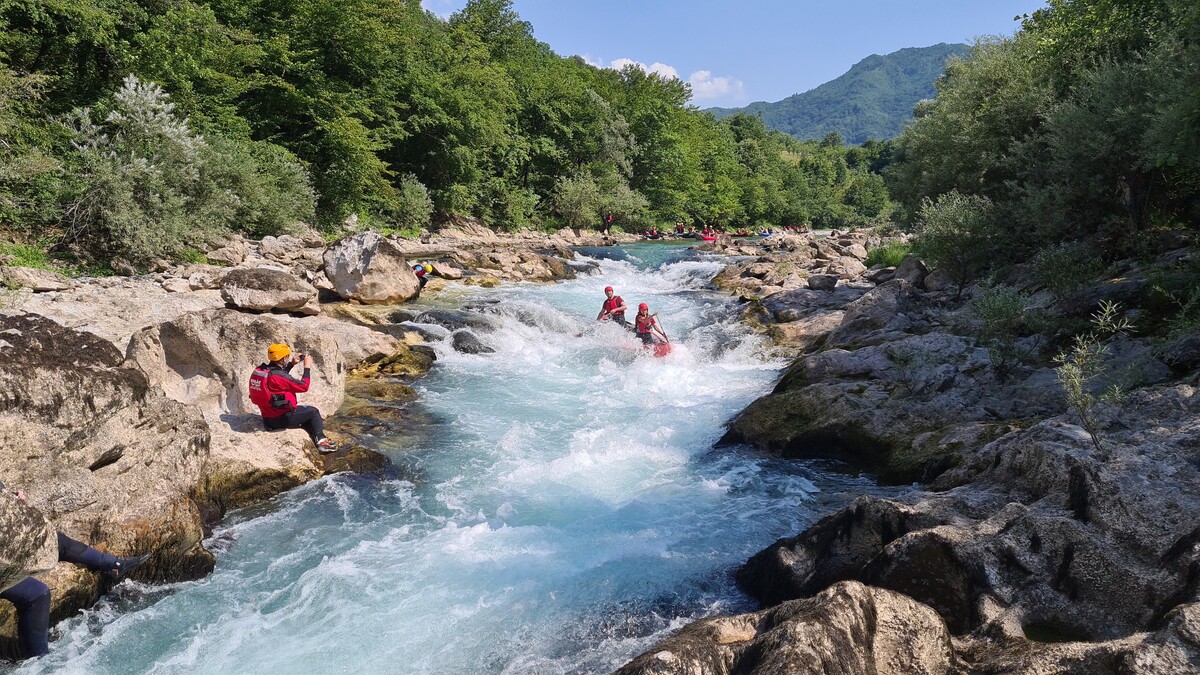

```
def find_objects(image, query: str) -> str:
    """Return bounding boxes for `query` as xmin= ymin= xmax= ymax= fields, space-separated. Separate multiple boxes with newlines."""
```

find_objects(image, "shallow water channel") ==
xmin=22 ymin=243 xmax=880 ymax=674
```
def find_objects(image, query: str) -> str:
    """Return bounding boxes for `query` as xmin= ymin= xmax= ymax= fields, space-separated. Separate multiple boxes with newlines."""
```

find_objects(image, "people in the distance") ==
xmin=0 ymin=483 xmax=149 ymax=659
xmin=412 ymin=263 xmax=429 ymax=290
xmin=634 ymin=303 xmax=669 ymax=346
xmin=597 ymin=286 xmax=629 ymax=327
xmin=249 ymin=343 xmax=335 ymax=451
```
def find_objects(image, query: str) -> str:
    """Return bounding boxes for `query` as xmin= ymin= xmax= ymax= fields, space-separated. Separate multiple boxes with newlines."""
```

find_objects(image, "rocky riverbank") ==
xmin=0 ymin=220 xmax=612 ymax=656
xmin=619 ymin=231 xmax=1200 ymax=673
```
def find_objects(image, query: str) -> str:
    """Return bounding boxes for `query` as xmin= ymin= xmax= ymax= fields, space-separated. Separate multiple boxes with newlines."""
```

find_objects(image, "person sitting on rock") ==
xmin=0 ymin=484 xmax=149 ymax=660
xmin=634 ymin=303 xmax=669 ymax=346
xmin=597 ymin=286 xmax=629 ymax=327
xmin=249 ymin=343 xmax=335 ymax=451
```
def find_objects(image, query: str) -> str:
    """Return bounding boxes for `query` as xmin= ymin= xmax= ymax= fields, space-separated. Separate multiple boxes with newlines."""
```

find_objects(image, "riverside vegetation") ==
xmin=1 ymin=0 xmax=1199 ymax=671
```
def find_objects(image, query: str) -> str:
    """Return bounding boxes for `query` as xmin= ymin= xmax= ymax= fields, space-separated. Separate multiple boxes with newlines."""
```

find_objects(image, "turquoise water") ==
xmin=20 ymin=244 xmax=875 ymax=674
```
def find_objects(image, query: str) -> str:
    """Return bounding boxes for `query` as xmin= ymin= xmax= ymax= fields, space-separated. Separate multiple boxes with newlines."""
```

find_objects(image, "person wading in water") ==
xmin=249 ymin=343 xmax=335 ymax=451
xmin=596 ymin=286 xmax=629 ymax=328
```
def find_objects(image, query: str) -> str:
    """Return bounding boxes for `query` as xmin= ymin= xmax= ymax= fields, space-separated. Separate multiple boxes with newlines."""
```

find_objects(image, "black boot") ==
xmin=106 ymin=554 xmax=151 ymax=582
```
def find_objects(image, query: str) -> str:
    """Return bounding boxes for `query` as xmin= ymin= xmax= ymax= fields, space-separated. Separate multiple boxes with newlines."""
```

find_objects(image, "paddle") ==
xmin=652 ymin=312 xmax=670 ymax=343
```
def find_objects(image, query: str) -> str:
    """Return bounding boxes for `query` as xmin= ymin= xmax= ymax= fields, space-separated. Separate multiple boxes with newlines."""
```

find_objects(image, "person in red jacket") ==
xmin=596 ymin=286 xmax=629 ymax=327
xmin=249 ymin=343 xmax=335 ymax=451
xmin=634 ymin=303 xmax=669 ymax=346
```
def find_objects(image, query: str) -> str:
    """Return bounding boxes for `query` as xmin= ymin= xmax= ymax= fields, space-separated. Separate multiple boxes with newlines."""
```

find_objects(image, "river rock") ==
xmin=734 ymin=383 xmax=1200 ymax=664
xmin=0 ymin=493 xmax=59 ymax=593
xmin=894 ymin=254 xmax=929 ymax=287
xmin=0 ymin=313 xmax=215 ymax=589
xmin=807 ymin=274 xmax=838 ymax=291
xmin=206 ymin=236 xmax=249 ymax=266
xmin=428 ymin=261 xmax=464 ymax=280
xmin=451 ymin=330 xmax=494 ymax=354
xmin=323 ymin=232 xmax=421 ymax=304
xmin=824 ymin=278 xmax=921 ymax=348
xmin=220 ymin=267 xmax=320 ymax=316
xmin=0 ymin=266 xmax=73 ymax=292
xmin=1162 ymin=333 xmax=1200 ymax=375
xmin=616 ymin=581 xmax=955 ymax=675
xmin=922 ymin=268 xmax=952 ymax=292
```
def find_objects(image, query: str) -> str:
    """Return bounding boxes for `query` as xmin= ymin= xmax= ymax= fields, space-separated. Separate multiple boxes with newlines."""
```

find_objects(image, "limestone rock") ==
xmin=428 ymin=261 xmax=464 ymax=280
xmin=206 ymin=237 xmax=249 ymax=266
xmin=323 ymin=232 xmax=421 ymax=304
xmin=220 ymin=267 xmax=320 ymax=316
xmin=0 ymin=493 xmax=58 ymax=592
xmin=616 ymin=581 xmax=955 ymax=675
xmin=894 ymin=254 xmax=929 ymax=287
xmin=807 ymin=274 xmax=838 ymax=291
xmin=0 ymin=266 xmax=73 ymax=292
xmin=0 ymin=313 xmax=214 ymax=587
xmin=922 ymin=268 xmax=952 ymax=293
xmin=161 ymin=278 xmax=192 ymax=293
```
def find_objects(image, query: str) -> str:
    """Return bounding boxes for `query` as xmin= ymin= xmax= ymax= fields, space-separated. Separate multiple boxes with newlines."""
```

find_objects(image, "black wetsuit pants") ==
xmin=1 ymin=533 xmax=119 ymax=658
xmin=263 ymin=405 xmax=324 ymax=442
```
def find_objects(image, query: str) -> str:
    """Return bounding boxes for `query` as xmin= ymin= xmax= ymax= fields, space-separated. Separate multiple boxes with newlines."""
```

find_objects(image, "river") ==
xmin=21 ymin=243 xmax=877 ymax=674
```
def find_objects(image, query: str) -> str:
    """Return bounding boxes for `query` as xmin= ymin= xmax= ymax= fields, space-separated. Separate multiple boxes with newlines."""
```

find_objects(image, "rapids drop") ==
xmin=21 ymin=244 xmax=876 ymax=675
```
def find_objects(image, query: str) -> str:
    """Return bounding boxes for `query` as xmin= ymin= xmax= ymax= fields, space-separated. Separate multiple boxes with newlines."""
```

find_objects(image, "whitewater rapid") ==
xmin=19 ymin=243 xmax=876 ymax=674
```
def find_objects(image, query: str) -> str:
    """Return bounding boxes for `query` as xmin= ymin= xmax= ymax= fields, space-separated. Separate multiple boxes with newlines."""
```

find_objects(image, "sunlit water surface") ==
xmin=20 ymin=244 xmax=877 ymax=674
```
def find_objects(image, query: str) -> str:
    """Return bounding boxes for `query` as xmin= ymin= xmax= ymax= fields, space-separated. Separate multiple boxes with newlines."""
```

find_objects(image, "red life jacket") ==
xmin=635 ymin=314 xmax=655 ymax=334
xmin=248 ymin=366 xmax=274 ymax=408
xmin=603 ymin=296 xmax=624 ymax=313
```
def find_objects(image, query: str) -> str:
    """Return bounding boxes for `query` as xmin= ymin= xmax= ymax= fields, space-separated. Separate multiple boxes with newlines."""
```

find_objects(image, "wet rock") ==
xmin=323 ymin=232 xmax=421 ymax=304
xmin=351 ymin=346 xmax=435 ymax=378
xmin=0 ymin=266 xmax=73 ymax=292
xmin=316 ymin=446 xmax=390 ymax=475
xmin=345 ymin=378 xmax=417 ymax=402
xmin=220 ymin=267 xmax=320 ymax=316
xmin=807 ymin=274 xmax=838 ymax=291
xmin=451 ymin=330 xmax=494 ymax=354
xmin=616 ymin=581 xmax=955 ymax=675
xmin=414 ymin=309 xmax=500 ymax=332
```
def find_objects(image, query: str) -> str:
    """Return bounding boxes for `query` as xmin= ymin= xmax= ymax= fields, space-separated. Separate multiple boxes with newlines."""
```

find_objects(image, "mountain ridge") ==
xmin=707 ymin=43 xmax=972 ymax=144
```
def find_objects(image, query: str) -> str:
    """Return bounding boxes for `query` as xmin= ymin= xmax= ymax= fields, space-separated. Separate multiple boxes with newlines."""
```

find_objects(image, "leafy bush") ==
xmin=390 ymin=174 xmax=434 ymax=232
xmin=0 ymin=243 xmax=51 ymax=269
xmin=61 ymin=75 xmax=231 ymax=269
xmin=865 ymin=240 xmax=912 ymax=268
xmin=203 ymin=138 xmax=316 ymax=238
xmin=1055 ymin=301 xmax=1134 ymax=453
xmin=552 ymin=173 xmax=602 ymax=229
xmin=914 ymin=191 xmax=995 ymax=299
xmin=972 ymin=284 xmax=1044 ymax=376
xmin=1030 ymin=241 xmax=1104 ymax=297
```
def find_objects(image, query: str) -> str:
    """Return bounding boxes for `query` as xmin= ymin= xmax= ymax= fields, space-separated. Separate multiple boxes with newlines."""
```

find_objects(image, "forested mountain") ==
xmin=0 ymin=0 xmax=891 ymax=270
xmin=709 ymin=43 xmax=972 ymax=144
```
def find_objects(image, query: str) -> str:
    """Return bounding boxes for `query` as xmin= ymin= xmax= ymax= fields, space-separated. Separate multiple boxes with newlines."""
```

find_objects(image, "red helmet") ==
xmin=639 ymin=303 xmax=648 ymax=311
xmin=604 ymin=286 xmax=613 ymax=292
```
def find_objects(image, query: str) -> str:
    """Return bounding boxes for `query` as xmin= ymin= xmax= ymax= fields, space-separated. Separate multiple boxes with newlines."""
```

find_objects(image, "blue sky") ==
xmin=422 ymin=0 xmax=1047 ymax=107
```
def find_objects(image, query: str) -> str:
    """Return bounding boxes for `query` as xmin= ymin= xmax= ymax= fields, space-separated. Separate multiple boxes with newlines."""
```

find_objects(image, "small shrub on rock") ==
xmin=865 ymin=241 xmax=913 ymax=268
xmin=914 ymin=191 xmax=996 ymax=299
xmin=1030 ymin=241 xmax=1103 ymax=297
xmin=1055 ymin=300 xmax=1134 ymax=453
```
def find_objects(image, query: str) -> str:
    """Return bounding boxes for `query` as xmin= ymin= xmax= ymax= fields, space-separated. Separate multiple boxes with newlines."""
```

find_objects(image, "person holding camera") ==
xmin=248 ymin=343 xmax=335 ymax=451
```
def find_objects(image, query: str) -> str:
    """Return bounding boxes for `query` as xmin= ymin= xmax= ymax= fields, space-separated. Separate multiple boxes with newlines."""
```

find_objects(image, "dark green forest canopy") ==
xmin=709 ymin=43 xmax=973 ymax=145
xmin=0 ymin=0 xmax=891 ymax=268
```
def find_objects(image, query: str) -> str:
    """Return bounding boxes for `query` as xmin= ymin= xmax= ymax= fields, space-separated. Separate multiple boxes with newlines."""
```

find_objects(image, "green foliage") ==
xmin=202 ymin=138 xmax=316 ymax=238
xmin=710 ymin=44 xmax=973 ymax=145
xmin=972 ymin=284 xmax=1044 ymax=376
xmin=0 ymin=243 xmax=51 ymax=269
xmin=1055 ymin=301 xmax=1134 ymax=452
xmin=1030 ymin=242 xmax=1104 ymax=298
xmin=887 ymin=0 xmax=1200 ymax=263
xmin=914 ymin=191 xmax=995 ymax=298
xmin=62 ymin=75 xmax=230 ymax=269
xmin=865 ymin=241 xmax=912 ymax=268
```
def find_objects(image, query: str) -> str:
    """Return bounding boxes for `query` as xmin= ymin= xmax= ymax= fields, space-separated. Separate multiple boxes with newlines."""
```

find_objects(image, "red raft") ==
xmin=643 ymin=341 xmax=672 ymax=358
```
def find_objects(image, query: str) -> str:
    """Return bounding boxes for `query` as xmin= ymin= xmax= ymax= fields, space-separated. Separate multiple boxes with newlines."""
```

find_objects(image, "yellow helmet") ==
xmin=267 ymin=343 xmax=292 ymax=362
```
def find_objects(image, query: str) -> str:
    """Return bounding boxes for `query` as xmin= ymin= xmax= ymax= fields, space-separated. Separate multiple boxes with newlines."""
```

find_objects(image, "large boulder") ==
xmin=220 ymin=267 xmax=320 ymax=316
xmin=616 ymin=581 xmax=955 ymax=675
xmin=125 ymin=308 xmax=400 ymax=514
xmin=323 ymin=232 xmax=421 ymax=304
xmin=0 ymin=313 xmax=214 ymax=586
xmin=0 ymin=493 xmax=58 ymax=593
xmin=0 ymin=266 xmax=73 ymax=292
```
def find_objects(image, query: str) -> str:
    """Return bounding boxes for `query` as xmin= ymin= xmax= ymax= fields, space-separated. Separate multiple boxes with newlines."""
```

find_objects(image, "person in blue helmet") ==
xmin=412 ymin=264 xmax=429 ymax=290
